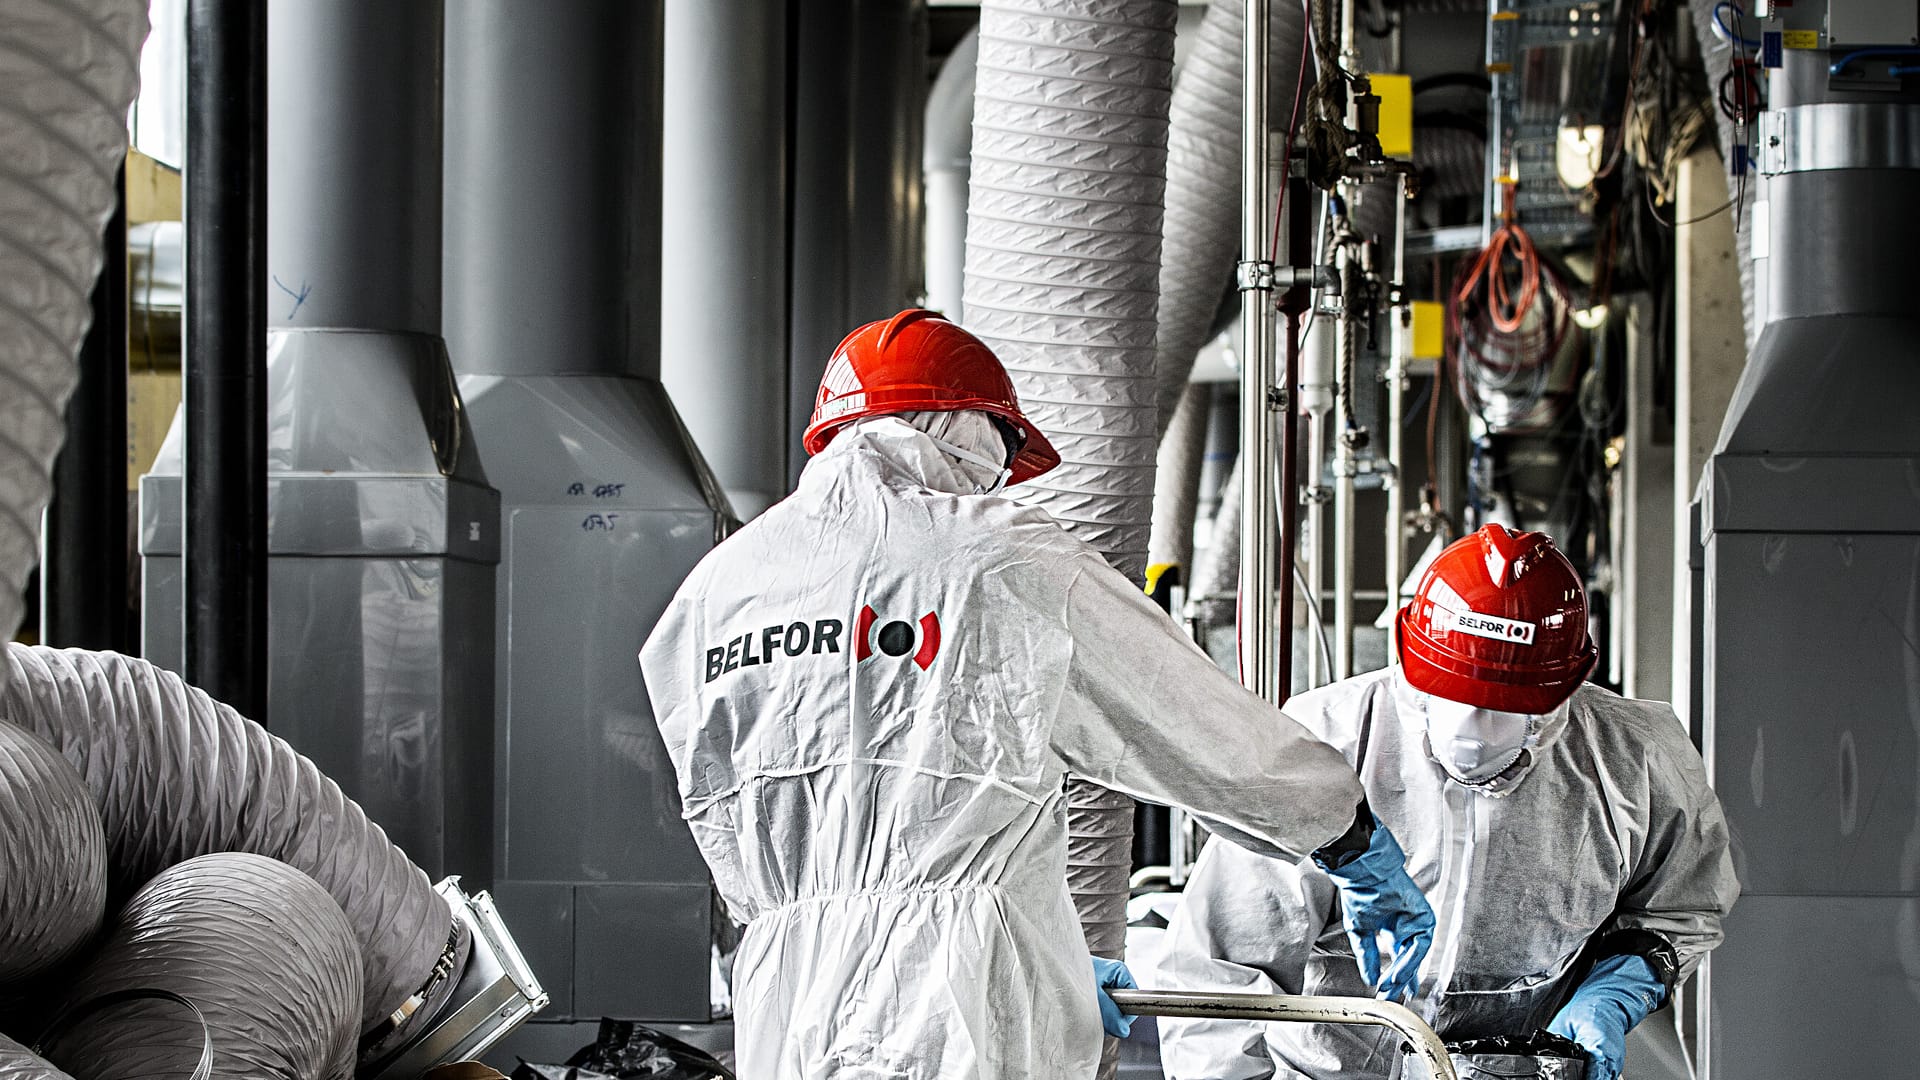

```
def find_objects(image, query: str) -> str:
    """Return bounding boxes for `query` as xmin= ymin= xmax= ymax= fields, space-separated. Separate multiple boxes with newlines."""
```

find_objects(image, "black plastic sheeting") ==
xmin=0 ymin=723 xmax=106 ymax=985
xmin=0 ymin=1035 xmax=73 ymax=1080
xmin=511 ymin=1021 xmax=734 ymax=1080
xmin=1449 ymin=1031 xmax=1588 ymax=1058
xmin=0 ymin=645 xmax=466 ymax=1043
xmin=40 ymin=853 xmax=361 ymax=1080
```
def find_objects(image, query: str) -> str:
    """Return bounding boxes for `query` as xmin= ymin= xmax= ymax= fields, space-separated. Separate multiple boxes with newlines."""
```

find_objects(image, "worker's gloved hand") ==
xmin=1312 ymin=810 xmax=1435 ymax=1002
xmin=1091 ymin=956 xmax=1136 ymax=1039
xmin=1547 ymin=954 xmax=1667 ymax=1080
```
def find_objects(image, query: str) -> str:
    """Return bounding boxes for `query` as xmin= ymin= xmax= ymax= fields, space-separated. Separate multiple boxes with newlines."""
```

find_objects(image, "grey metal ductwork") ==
xmin=140 ymin=0 xmax=499 ymax=883
xmin=443 ymin=0 xmax=732 ymax=1036
xmin=661 ymin=0 xmax=792 ymax=520
xmin=1694 ymin=49 xmax=1920 ymax=1079
xmin=963 ymin=11 xmax=1178 ymax=1065
xmin=0 ymin=0 xmax=147 ymax=644
xmin=0 ymin=1037 xmax=71 ymax=1080
xmin=0 ymin=644 xmax=466 ymax=1052
xmin=0 ymin=724 xmax=106 ymax=987
xmin=42 ymin=853 xmax=361 ymax=1080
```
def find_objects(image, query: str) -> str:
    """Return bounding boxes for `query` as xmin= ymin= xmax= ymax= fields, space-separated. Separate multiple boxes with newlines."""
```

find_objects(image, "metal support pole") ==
xmin=1304 ymin=412 xmax=1326 ymax=687
xmin=1238 ymin=0 xmax=1279 ymax=703
xmin=184 ymin=0 xmax=268 ymax=721
xmin=1277 ymin=177 xmax=1310 ymax=703
xmin=1384 ymin=172 xmax=1408 ymax=660
xmin=42 ymin=166 xmax=130 ymax=652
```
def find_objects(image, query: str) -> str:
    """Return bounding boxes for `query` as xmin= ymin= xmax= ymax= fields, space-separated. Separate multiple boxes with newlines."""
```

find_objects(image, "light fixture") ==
xmin=1555 ymin=124 xmax=1607 ymax=190
xmin=1572 ymin=304 xmax=1610 ymax=329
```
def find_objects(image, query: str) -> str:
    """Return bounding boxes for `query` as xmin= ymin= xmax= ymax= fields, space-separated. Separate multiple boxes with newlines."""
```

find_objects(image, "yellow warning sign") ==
xmin=1782 ymin=29 xmax=1820 ymax=48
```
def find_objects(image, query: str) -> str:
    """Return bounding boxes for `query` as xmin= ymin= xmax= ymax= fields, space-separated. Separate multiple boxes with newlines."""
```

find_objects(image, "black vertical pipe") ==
xmin=184 ymin=0 xmax=268 ymax=722
xmin=42 ymin=167 xmax=131 ymax=652
xmin=1277 ymin=177 xmax=1311 ymax=705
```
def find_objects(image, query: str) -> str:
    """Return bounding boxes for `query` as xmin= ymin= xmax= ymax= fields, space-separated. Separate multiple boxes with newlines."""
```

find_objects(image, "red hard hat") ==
xmin=803 ymin=309 xmax=1062 ymax=485
xmin=1396 ymin=524 xmax=1597 ymax=714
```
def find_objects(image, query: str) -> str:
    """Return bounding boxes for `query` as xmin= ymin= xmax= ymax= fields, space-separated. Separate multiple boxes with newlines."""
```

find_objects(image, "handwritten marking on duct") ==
xmin=582 ymin=513 xmax=621 ymax=531
xmin=565 ymin=482 xmax=627 ymax=498
xmin=272 ymin=275 xmax=313 ymax=319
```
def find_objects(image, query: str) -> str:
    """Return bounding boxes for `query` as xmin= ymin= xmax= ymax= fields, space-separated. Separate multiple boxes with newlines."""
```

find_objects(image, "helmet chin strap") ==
xmin=924 ymin=433 xmax=1014 ymax=495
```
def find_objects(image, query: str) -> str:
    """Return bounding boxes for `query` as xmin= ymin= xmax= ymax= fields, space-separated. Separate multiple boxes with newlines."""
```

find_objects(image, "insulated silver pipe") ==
xmin=1238 ymin=0 xmax=1279 ymax=702
xmin=1384 ymin=173 xmax=1408 ymax=661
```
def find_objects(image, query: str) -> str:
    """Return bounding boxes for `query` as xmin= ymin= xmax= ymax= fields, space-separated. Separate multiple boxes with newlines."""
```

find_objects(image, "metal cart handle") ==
xmin=1108 ymin=988 xmax=1459 ymax=1080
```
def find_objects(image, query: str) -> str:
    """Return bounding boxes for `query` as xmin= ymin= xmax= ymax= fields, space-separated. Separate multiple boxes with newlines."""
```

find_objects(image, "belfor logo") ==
xmin=854 ymin=605 xmax=941 ymax=671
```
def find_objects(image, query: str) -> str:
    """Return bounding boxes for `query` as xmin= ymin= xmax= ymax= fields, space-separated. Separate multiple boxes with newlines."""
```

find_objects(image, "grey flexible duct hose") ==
xmin=0 ymin=645 xmax=467 ymax=1049
xmin=0 ymin=0 xmax=148 ymax=643
xmin=1152 ymin=0 xmax=1308 ymax=437
xmin=1147 ymin=381 xmax=1209 ymax=574
xmin=0 ymin=723 xmax=106 ymax=987
xmin=41 ymin=853 xmax=361 ymax=1080
xmin=1686 ymin=5 xmax=1757 ymax=345
xmin=1190 ymin=454 xmax=1241 ymax=629
xmin=964 ymin=10 xmax=1175 ymax=1076
xmin=0 ymin=1036 xmax=73 ymax=1080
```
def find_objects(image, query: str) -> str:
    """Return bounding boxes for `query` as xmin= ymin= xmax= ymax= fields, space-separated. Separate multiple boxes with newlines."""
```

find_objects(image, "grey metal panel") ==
xmin=143 ymin=475 xmax=498 ymax=560
xmin=574 ymin=883 xmax=712 ymax=1022
xmin=1708 ymin=455 xmax=1920 ymax=536
xmin=1708 ymin=895 xmax=1920 ymax=1077
xmin=1705 ymin=532 xmax=1920 ymax=897
xmin=1714 ymin=316 xmax=1920 ymax=458
xmin=499 ymin=504 xmax=709 ymax=884
xmin=490 ymin=881 xmax=575 ymax=1019
xmin=1828 ymin=0 xmax=1920 ymax=46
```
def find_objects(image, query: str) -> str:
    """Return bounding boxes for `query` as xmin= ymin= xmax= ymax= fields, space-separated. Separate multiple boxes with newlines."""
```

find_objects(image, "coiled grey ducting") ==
xmin=0 ymin=0 xmax=148 ymax=643
xmin=0 ymin=645 xmax=466 ymax=1048
xmin=0 ymin=723 xmax=106 ymax=986
xmin=0 ymin=1036 xmax=73 ymax=1080
xmin=41 ymin=853 xmax=361 ymax=1080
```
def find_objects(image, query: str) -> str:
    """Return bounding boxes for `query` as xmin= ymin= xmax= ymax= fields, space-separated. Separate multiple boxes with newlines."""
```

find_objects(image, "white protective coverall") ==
xmin=640 ymin=412 xmax=1367 ymax=1079
xmin=1157 ymin=668 xmax=1739 ymax=1080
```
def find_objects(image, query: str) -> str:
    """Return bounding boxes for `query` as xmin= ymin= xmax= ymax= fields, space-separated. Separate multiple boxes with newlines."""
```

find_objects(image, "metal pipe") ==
xmin=1108 ymin=988 xmax=1458 ymax=1080
xmin=1238 ymin=0 xmax=1278 ymax=703
xmin=1384 ymin=172 xmax=1407 ymax=662
xmin=42 ymin=167 xmax=130 ymax=652
xmin=183 ymin=0 xmax=268 ymax=722
xmin=1304 ymin=412 xmax=1326 ymax=687
xmin=1277 ymin=176 xmax=1311 ymax=703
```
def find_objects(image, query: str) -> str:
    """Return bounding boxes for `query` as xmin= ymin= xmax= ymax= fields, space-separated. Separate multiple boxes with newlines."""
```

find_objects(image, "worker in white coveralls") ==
xmin=1157 ymin=524 xmax=1740 ymax=1080
xmin=640 ymin=309 xmax=1436 ymax=1079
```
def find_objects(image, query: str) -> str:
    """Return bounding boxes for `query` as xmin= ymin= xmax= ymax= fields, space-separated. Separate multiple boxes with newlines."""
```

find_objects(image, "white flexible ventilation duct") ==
xmin=963 ymin=3 xmax=1178 ymax=1037
xmin=1148 ymin=381 xmax=1209 ymax=576
xmin=0 ymin=0 xmax=148 ymax=644
xmin=0 ymin=1036 xmax=71 ymax=1080
xmin=41 ymin=853 xmax=361 ymax=1079
xmin=0 ymin=723 xmax=106 ymax=987
xmin=0 ymin=645 xmax=467 ymax=1052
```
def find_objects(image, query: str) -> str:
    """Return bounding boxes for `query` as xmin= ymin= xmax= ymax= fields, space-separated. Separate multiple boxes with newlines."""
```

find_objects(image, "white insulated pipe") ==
xmin=1384 ymin=173 xmax=1408 ymax=659
xmin=0 ymin=0 xmax=149 ymax=645
xmin=1238 ymin=0 xmax=1279 ymax=702
xmin=923 ymin=28 xmax=977 ymax=320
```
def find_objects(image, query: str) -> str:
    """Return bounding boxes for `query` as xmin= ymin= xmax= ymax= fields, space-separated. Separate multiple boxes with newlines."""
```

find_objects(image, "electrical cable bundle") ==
xmin=1442 ymin=183 xmax=1573 ymax=431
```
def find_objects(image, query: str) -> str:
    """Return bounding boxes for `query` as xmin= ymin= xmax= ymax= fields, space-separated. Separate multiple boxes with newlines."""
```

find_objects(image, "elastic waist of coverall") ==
xmin=752 ymin=882 xmax=1015 ymax=925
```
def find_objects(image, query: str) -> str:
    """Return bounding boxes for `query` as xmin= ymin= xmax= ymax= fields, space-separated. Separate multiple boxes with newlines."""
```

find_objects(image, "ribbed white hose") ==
xmin=0 ymin=723 xmax=106 ymax=987
xmin=1148 ymin=380 xmax=1209 ymax=573
xmin=0 ymin=1036 xmax=73 ymax=1080
xmin=42 ymin=853 xmax=361 ymax=1080
xmin=0 ymin=645 xmax=466 ymax=1050
xmin=0 ymin=0 xmax=149 ymax=643
xmin=964 ymin=16 xmax=1176 ymax=1066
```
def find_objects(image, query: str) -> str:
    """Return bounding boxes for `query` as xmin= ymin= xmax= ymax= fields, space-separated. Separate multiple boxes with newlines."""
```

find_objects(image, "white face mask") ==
xmin=922 ymin=432 xmax=1013 ymax=495
xmin=1422 ymin=696 xmax=1542 ymax=785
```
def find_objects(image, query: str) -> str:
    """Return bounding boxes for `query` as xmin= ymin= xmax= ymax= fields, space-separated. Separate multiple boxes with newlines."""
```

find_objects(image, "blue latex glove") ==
xmin=1092 ymin=956 xmax=1136 ymax=1039
xmin=1548 ymin=954 xmax=1667 ymax=1080
xmin=1314 ymin=816 xmax=1435 ymax=1002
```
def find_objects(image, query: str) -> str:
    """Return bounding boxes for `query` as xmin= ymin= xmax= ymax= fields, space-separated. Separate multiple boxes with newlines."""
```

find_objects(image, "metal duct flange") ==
xmin=0 ymin=723 xmax=107 ymax=987
xmin=41 ymin=852 xmax=361 ymax=1080
xmin=0 ymin=1035 xmax=73 ymax=1080
xmin=0 ymin=0 xmax=149 ymax=642
xmin=0 ymin=645 xmax=464 ymax=1049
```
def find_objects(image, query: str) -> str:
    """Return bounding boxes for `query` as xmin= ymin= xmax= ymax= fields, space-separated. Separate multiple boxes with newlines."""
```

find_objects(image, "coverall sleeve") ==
xmin=1050 ymin=560 xmax=1364 ymax=863
xmin=1155 ymin=839 xmax=1342 ymax=1080
xmin=1600 ymin=722 xmax=1741 ymax=982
